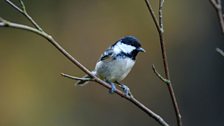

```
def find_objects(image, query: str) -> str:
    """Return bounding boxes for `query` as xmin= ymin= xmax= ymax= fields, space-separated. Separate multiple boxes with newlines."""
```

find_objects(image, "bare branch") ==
xmin=159 ymin=0 xmax=164 ymax=32
xmin=210 ymin=0 xmax=224 ymax=33
xmin=0 ymin=17 xmax=9 ymax=25
xmin=1 ymin=0 xmax=169 ymax=126
xmin=152 ymin=65 xmax=171 ymax=84
xmin=144 ymin=0 xmax=161 ymax=33
xmin=0 ymin=17 xmax=43 ymax=35
xmin=5 ymin=0 xmax=23 ymax=13
xmin=19 ymin=0 xmax=26 ymax=12
xmin=6 ymin=0 xmax=43 ymax=31
xmin=216 ymin=48 xmax=224 ymax=56
xmin=61 ymin=73 xmax=94 ymax=81
xmin=144 ymin=0 xmax=182 ymax=126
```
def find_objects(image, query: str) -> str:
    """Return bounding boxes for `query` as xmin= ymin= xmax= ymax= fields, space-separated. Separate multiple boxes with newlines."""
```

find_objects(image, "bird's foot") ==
xmin=120 ymin=84 xmax=132 ymax=97
xmin=108 ymin=82 xmax=116 ymax=94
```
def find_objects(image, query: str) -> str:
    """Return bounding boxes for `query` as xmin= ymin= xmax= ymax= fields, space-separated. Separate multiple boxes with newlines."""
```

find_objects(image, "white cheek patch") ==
xmin=114 ymin=41 xmax=136 ymax=54
xmin=113 ymin=43 xmax=121 ymax=54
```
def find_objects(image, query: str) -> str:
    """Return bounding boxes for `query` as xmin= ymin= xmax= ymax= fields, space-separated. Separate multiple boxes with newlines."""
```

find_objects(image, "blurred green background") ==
xmin=0 ymin=0 xmax=223 ymax=126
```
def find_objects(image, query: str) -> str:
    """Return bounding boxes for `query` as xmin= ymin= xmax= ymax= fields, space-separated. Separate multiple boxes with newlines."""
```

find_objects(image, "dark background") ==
xmin=0 ymin=0 xmax=224 ymax=126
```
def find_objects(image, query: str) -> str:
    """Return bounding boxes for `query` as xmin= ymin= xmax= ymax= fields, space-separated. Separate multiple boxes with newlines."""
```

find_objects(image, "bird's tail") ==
xmin=75 ymin=71 xmax=96 ymax=86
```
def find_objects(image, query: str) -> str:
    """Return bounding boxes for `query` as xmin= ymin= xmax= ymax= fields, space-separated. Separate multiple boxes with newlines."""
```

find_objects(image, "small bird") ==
xmin=76 ymin=35 xmax=145 ymax=96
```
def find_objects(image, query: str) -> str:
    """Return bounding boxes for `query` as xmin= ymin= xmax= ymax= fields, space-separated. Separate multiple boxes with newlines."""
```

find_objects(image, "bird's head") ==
xmin=113 ymin=35 xmax=145 ymax=60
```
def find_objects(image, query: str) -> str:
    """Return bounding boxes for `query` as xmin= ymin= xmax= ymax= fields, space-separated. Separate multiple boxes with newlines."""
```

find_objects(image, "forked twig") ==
xmin=210 ymin=0 xmax=224 ymax=33
xmin=0 ymin=0 xmax=169 ymax=126
xmin=152 ymin=65 xmax=171 ymax=84
xmin=5 ymin=0 xmax=43 ymax=31
xmin=144 ymin=0 xmax=182 ymax=126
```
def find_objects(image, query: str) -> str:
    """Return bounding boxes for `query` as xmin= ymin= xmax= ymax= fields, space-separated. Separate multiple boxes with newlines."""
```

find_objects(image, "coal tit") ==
xmin=76 ymin=35 xmax=145 ymax=96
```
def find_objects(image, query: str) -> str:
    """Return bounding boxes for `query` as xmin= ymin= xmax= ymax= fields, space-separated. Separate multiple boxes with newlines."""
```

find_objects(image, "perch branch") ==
xmin=145 ymin=0 xmax=182 ymax=126
xmin=0 ymin=0 xmax=169 ymax=126
xmin=210 ymin=0 xmax=224 ymax=33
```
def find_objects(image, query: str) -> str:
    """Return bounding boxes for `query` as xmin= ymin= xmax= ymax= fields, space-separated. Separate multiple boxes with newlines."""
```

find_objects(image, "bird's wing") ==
xmin=99 ymin=48 xmax=114 ymax=61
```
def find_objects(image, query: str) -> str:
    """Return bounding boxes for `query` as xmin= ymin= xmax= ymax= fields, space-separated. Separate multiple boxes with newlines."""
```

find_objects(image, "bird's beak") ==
xmin=137 ymin=47 xmax=146 ymax=52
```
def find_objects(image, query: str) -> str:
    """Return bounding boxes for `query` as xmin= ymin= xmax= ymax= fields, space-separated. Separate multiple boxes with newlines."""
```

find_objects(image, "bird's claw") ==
xmin=121 ymin=84 xmax=132 ymax=97
xmin=107 ymin=81 xmax=132 ymax=97
xmin=109 ymin=82 xmax=116 ymax=94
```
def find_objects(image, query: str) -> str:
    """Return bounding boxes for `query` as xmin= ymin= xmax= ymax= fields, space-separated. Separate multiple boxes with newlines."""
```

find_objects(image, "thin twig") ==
xmin=0 ymin=1 xmax=169 ymax=126
xmin=152 ymin=65 xmax=170 ymax=84
xmin=5 ymin=0 xmax=43 ymax=31
xmin=144 ymin=0 xmax=182 ymax=126
xmin=159 ymin=0 xmax=164 ymax=33
xmin=216 ymin=48 xmax=224 ymax=56
xmin=5 ymin=0 xmax=23 ymax=13
xmin=61 ymin=73 xmax=94 ymax=81
xmin=145 ymin=0 xmax=160 ymax=33
xmin=210 ymin=0 xmax=224 ymax=33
